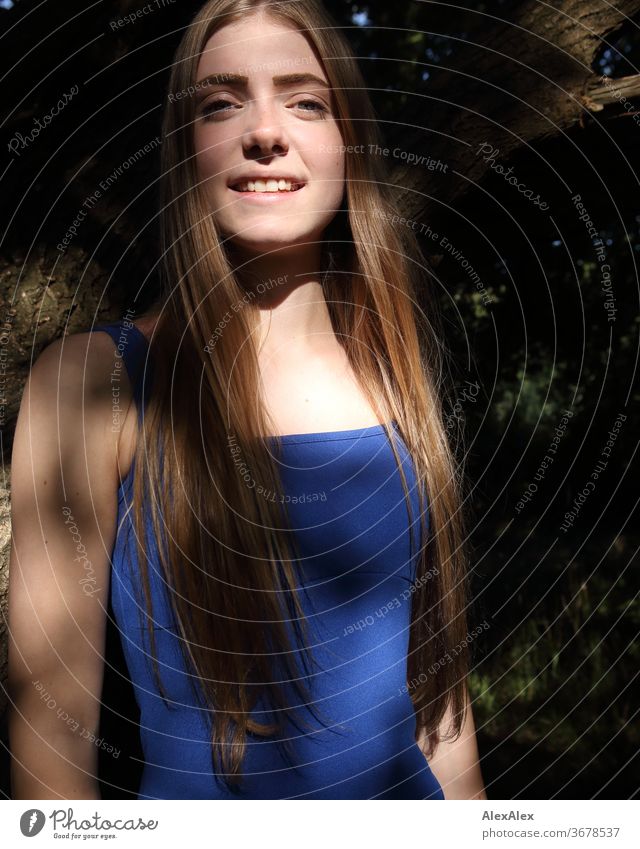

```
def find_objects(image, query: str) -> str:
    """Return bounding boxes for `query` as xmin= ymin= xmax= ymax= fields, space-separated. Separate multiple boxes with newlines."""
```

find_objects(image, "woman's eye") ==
xmin=200 ymin=98 xmax=328 ymax=121
xmin=294 ymin=99 xmax=328 ymax=115
xmin=201 ymin=99 xmax=236 ymax=119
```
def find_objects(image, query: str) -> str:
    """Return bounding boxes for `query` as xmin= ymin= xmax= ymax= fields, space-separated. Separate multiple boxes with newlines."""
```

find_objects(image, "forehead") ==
xmin=195 ymin=14 xmax=325 ymax=81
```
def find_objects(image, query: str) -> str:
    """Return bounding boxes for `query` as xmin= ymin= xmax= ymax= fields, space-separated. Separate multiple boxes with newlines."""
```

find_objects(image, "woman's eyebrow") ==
xmin=194 ymin=71 xmax=330 ymax=98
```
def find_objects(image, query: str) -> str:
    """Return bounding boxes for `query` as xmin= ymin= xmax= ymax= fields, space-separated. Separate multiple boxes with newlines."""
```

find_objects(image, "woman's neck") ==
xmin=233 ymin=246 xmax=338 ymax=361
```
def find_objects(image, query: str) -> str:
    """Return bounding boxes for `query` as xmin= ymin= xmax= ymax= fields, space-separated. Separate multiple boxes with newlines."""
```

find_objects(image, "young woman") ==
xmin=8 ymin=0 xmax=487 ymax=800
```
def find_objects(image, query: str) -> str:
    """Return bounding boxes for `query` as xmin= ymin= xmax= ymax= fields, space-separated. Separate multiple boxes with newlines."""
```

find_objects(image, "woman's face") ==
xmin=193 ymin=12 xmax=346 ymax=257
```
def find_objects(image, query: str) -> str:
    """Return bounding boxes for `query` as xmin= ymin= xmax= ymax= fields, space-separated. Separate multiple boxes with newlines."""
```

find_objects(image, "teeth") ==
xmin=233 ymin=179 xmax=302 ymax=192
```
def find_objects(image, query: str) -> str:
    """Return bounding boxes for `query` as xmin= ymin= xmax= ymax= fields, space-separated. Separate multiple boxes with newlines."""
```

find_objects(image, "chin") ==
xmin=224 ymin=223 xmax=325 ymax=253
xmin=229 ymin=236 xmax=313 ymax=256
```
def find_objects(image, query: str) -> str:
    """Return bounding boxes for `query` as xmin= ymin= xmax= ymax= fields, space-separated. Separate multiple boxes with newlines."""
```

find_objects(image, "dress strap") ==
xmin=92 ymin=320 xmax=152 ymax=422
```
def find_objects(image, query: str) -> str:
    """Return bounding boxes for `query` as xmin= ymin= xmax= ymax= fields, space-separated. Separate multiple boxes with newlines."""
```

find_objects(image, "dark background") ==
xmin=0 ymin=0 xmax=638 ymax=800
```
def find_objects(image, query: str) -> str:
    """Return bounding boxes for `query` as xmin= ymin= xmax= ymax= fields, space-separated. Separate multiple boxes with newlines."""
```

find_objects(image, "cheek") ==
xmin=193 ymin=129 xmax=230 ymax=183
xmin=196 ymin=150 xmax=228 ymax=195
xmin=318 ymin=152 xmax=345 ymax=205
xmin=194 ymin=140 xmax=212 ymax=182
xmin=315 ymin=141 xmax=344 ymax=176
xmin=329 ymin=151 xmax=345 ymax=176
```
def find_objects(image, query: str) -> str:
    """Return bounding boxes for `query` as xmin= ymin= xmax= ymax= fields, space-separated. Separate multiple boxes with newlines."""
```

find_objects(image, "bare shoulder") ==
xmin=22 ymin=313 xmax=159 ymax=482
xmin=27 ymin=322 xmax=149 ymax=487
xmin=26 ymin=329 xmax=121 ymax=442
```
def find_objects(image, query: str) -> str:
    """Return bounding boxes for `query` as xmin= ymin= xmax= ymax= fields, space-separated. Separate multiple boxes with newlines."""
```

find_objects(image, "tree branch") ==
xmin=390 ymin=0 xmax=640 ymax=219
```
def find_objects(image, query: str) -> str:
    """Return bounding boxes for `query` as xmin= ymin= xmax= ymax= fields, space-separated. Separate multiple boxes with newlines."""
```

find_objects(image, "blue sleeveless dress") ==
xmin=94 ymin=320 xmax=445 ymax=800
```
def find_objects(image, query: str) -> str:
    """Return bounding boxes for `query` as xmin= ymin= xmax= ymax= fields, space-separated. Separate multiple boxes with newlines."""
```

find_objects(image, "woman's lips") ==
xmin=227 ymin=184 xmax=306 ymax=200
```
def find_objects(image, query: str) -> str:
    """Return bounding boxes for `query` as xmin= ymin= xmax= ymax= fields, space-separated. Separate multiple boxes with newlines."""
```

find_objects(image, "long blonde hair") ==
xmin=128 ymin=0 xmax=471 ymax=794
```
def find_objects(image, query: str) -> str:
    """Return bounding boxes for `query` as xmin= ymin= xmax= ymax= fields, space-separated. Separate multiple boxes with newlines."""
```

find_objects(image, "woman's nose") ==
xmin=242 ymin=95 xmax=289 ymax=158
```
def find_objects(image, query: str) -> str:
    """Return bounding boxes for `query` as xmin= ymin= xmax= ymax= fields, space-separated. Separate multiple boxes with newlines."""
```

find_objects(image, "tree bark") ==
xmin=390 ymin=0 xmax=640 ymax=220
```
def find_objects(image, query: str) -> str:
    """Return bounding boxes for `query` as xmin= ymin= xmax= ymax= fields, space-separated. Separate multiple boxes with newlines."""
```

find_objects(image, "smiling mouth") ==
xmin=229 ymin=179 xmax=305 ymax=193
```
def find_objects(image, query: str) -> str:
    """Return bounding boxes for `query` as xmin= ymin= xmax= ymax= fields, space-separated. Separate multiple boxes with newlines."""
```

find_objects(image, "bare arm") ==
xmin=419 ymin=683 xmax=488 ymax=800
xmin=7 ymin=332 xmax=123 ymax=799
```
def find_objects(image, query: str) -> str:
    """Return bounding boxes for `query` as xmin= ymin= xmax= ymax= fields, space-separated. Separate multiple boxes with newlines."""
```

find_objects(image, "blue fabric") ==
xmin=94 ymin=320 xmax=445 ymax=800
